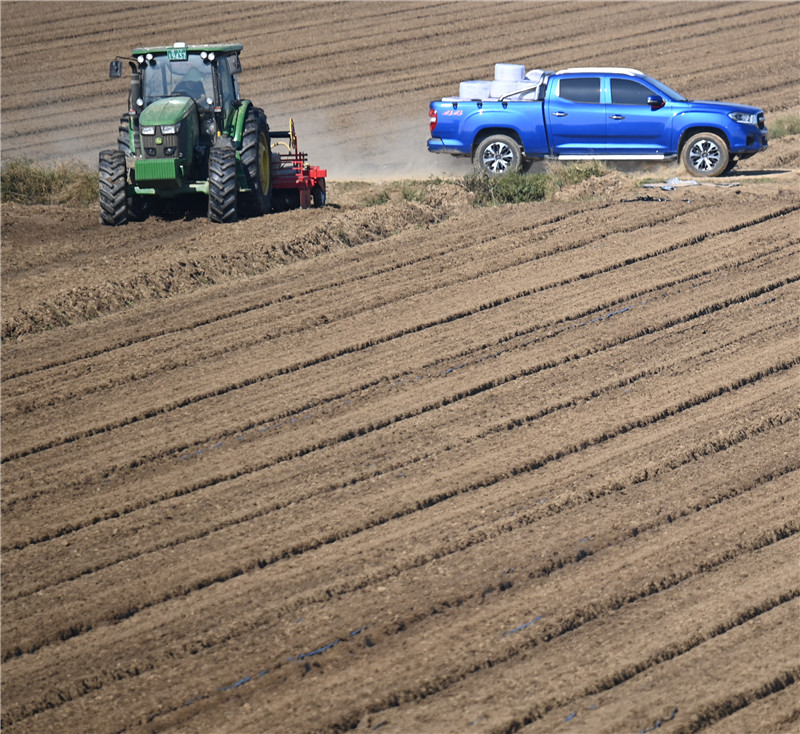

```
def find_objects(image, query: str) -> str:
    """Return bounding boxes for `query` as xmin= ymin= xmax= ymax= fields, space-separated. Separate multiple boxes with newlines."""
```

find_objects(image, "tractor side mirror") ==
xmin=109 ymin=59 xmax=123 ymax=78
xmin=647 ymin=95 xmax=665 ymax=111
xmin=227 ymin=54 xmax=242 ymax=75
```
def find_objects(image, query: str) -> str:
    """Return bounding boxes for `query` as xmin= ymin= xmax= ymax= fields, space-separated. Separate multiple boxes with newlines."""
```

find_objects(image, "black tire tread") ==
xmin=239 ymin=106 xmax=271 ymax=216
xmin=99 ymin=149 xmax=128 ymax=226
xmin=208 ymin=145 xmax=238 ymax=223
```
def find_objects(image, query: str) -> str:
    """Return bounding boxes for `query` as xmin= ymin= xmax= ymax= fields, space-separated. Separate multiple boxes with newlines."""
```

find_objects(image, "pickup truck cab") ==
xmin=428 ymin=67 xmax=768 ymax=177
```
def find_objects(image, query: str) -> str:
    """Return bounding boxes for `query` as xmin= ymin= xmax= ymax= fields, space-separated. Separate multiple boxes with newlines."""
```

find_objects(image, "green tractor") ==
xmin=100 ymin=42 xmax=271 ymax=224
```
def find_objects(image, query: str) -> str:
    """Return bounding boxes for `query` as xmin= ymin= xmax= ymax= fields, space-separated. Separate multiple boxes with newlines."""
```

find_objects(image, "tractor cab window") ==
xmin=218 ymin=58 xmax=236 ymax=110
xmin=143 ymin=54 xmax=213 ymax=108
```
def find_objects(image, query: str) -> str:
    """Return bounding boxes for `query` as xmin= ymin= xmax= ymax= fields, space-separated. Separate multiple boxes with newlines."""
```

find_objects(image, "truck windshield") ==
xmin=143 ymin=55 xmax=214 ymax=107
xmin=641 ymin=75 xmax=687 ymax=102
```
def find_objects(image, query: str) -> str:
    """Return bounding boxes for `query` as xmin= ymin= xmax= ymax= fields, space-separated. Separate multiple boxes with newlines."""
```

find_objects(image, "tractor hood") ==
xmin=140 ymin=97 xmax=196 ymax=127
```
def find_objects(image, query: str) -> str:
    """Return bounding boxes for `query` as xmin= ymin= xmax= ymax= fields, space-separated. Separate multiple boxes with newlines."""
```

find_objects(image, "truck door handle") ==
xmin=609 ymin=114 xmax=625 ymax=120
xmin=552 ymin=111 xmax=567 ymax=117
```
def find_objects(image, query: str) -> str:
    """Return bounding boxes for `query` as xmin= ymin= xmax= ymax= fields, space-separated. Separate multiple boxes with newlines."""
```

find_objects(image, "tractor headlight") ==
xmin=141 ymin=126 xmax=156 ymax=136
xmin=161 ymin=123 xmax=181 ymax=134
xmin=728 ymin=111 xmax=757 ymax=125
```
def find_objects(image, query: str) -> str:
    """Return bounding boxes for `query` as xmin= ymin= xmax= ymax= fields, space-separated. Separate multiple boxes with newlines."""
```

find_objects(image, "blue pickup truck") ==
xmin=428 ymin=66 xmax=767 ymax=177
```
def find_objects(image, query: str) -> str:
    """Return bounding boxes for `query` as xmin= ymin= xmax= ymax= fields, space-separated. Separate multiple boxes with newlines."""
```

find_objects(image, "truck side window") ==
xmin=610 ymin=79 xmax=652 ymax=105
xmin=557 ymin=78 xmax=600 ymax=104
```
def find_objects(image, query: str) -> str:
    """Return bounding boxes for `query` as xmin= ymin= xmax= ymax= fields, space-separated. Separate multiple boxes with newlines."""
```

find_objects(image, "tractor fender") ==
xmin=231 ymin=99 xmax=253 ymax=147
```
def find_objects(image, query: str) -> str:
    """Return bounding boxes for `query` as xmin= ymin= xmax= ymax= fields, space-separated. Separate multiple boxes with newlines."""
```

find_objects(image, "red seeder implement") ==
xmin=270 ymin=118 xmax=326 ymax=209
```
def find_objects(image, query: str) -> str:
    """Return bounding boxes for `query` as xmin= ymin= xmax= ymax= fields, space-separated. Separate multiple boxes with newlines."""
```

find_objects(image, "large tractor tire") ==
xmin=99 ymin=149 xmax=129 ymax=225
xmin=113 ymin=116 xmax=149 ymax=220
xmin=239 ymin=106 xmax=272 ymax=216
xmin=208 ymin=143 xmax=239 ymax=223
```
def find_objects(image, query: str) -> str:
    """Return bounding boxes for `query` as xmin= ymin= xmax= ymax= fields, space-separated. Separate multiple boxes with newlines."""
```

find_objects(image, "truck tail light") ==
xmin=429 ymin=108 xmax=437 ymax=134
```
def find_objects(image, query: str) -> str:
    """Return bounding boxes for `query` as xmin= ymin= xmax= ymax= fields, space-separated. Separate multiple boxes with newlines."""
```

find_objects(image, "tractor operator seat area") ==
xmin=143 ymin=55 xmax=213 ymax=108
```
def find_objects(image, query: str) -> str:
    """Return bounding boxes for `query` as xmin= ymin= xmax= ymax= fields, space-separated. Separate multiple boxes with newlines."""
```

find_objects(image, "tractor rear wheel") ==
xmin=99 ymin=149 xmax=129 ymax=225
xmin=208 ymin=144 xmax=238 ymax=223
xmin=240 ymin=106 xmax=272 ymax=216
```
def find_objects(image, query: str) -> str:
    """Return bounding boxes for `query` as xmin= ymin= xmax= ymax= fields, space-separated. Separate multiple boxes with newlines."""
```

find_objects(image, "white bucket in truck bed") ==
xmin=459 ymin=80 xmax=492 ymax=99
xmin=489 ymin=79 xmax=541 ymax=101
xmin=494 ymin=63 xmax=526 ymax=81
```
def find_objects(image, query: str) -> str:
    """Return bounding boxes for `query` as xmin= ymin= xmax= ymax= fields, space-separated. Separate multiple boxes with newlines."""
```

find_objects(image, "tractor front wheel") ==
xmin=208 ymin=144 xmax=238 ymax=223
xmin=99 ymin=149 xmax=129 ymax=226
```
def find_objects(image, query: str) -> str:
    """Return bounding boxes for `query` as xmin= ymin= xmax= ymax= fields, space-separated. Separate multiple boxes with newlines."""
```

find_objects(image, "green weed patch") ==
xmin=1 ymin=158 xmax=98 ymax=206
xmin=464 ymin=161 xmax=607 ymax=206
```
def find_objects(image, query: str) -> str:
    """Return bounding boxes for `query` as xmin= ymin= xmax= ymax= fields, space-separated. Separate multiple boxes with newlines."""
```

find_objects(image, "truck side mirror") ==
xmin=647 ymin=95 xmax=665 ymax=111
xmin=109 ymin=59 xmax=123 ymax=78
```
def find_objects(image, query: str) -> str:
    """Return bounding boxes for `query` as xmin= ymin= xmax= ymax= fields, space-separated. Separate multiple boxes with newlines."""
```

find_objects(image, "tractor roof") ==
xmin=132 ymin=42 xmax=242 ymax=56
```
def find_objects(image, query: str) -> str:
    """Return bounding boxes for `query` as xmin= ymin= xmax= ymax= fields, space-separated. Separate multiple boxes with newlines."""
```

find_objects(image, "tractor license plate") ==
xmin=167 ymin=48 xmax=187 ymax=61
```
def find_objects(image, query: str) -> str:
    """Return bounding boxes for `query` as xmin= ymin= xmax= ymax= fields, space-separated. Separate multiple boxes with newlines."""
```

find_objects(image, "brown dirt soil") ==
xmin=2 ymin=3 xmax=799 ymax=733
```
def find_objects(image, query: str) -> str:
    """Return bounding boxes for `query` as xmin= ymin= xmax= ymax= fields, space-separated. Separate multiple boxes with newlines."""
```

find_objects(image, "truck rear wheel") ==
xmin=99 ymin=149 xmax=129 ymax=226
xmin=474 ymin=134 xmax=522 ymax=176
xmin=681 ymin=132 xmax=729 ymax=177
xmin=208 ymin=144 xmax=238 ymax=223
xmin=240 ymin=107 xmax=272 ymax=216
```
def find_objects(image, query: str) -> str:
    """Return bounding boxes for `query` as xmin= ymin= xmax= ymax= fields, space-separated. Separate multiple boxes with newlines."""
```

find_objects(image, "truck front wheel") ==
xmin=681 ymin=132 xmax=729 ymax=177
xmin=474 ymin=134 xmax=522 ymax=176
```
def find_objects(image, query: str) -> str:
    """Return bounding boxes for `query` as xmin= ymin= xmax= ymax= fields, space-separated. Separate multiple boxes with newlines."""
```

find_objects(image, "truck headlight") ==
xmin=141 ymin=126 xmax=155 ymax=135
xmin=728 ymin=111 xmax=757 ymax=125
xmin=161 ymin=123 xmax=181 ymax=134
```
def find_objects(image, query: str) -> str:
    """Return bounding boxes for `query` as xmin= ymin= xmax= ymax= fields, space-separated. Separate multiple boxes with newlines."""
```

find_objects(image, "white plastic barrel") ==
xmin=459 ymin=80 xmax=492 ymax=99
xmin=494 ymin=63 xmax=526 ymax=81
xmin=490 ymin=80 xmax=526 ymax=98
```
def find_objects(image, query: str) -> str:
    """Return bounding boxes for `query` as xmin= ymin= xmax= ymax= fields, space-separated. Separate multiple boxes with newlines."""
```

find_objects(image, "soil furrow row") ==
xmin=8 ymin=486 xmax=792 ymax=733
xmin=2 ymin=357 xmax=794 ymax=660
xmin=3 ymin=266 xmax=794 ymax=547
xmin=4 ymin=204 xmax=796 ymax=461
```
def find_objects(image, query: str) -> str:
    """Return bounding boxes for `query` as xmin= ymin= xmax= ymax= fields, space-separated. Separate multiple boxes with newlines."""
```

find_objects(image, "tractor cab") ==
xmin=110 ymin=43 xmax=243 ymax=161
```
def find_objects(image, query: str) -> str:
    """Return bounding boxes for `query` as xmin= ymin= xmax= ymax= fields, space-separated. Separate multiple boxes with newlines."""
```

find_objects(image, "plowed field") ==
xmin=2 ymin=2 xmax=799 ymax=733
